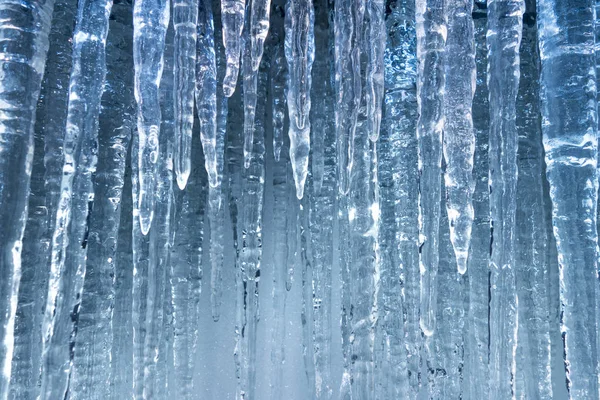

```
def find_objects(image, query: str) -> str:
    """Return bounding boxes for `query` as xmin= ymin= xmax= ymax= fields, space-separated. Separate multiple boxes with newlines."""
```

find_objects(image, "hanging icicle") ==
xmin=0 ymin=0 xmax=598 ymax=398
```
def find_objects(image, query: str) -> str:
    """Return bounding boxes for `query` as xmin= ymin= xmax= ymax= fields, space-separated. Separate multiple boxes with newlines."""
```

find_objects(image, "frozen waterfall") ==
xmin=0 ymin=0 xmax=598 ymax=398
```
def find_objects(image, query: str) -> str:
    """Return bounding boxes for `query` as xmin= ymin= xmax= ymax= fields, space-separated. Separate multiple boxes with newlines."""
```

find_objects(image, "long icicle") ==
xmin=8 ymin=0 xmax=75 ymax=397
xmin=443 ymin=0 xmax=476 ymax=274
xmin=269 ymin=125 xmax=290 ymax=400
xmin=309 ymin=0 xmax=335 ymax=395
xmin=170 ymin=138 xmax=207 ymax=400
xmin=271 ymin=33 xmax=287 ymax=162
xmin=374 ymin=0 xmax=413 ymax=393
xmin=197 ymin=0 xmax=220 ymax=188
xmin=250 ymin=0 xmax=271 ymax=70
xmin=222 ymin=0 xmax=246 ymax=96
xmin=382 ymin=0 xmax=420 ymax=394
xmin=464 ymin=2 xmax=490 ymax=398
xmin=144 ymin=18 xmax=175 ymax=397
xmin=69 ymin=1 xmax=136 ymax=397
xmin=111 ymin=140 xmax=135 ymax=399
xmin=285 ymin=0 xmax=314 ymax=199
xmin=131 ymin=134 xmax=151 ymax=400
xmin=39 ymin=0 xmax=113 ymax=396
xmin=236 ymin=32 xmax=268 ymax=400
xmin=364 ymin=0 xmax=385 ymax=142
xmin=486 ymin=0 xmax=523 ymax=397
xmin=133 ymin=0 xmax=170 ymax=235
xmin=538 ymin=0 xmax=599 ymax=397
xmin=0 ymin=0 xmax=54 ymax=396
xmin=514 ymin=2 xmax=553 ymax=397
xmin=196 ymin=0 xmax=228 ymax=321
xmin=347 ymin=128 xmax=380 ymax=399
xmin=416 ymin=0 xmax=447 ymax=336
xmin=242 ymin=0 xmax=258 ymax=168
xmin=173 ymin=0 xmax=199 ymax=189
xmin=334 ymin=0 xmax=363 ymax=194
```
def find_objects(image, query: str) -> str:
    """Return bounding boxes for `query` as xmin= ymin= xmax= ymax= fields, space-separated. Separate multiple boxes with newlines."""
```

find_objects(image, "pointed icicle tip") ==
xmin=338 ymin=173 xmax=351 ymax=196
xmin=223 ymin=68 xmax=238 ymax=97
xmin=139 ymin=212 xmax=153 ymax=236
xmin=456 ymin=252 xmax=468 ymax=275
xmin=176 ymin=171 xmax=189 ymax=190
xmin=420 ymin=318 xmax=434 ymax=337
xmin=292 ymin=163 xmax=308 ymax=200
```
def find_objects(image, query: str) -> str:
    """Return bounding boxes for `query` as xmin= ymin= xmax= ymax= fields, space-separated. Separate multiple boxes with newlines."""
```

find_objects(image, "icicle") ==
xmin=464 ymin=2 xmax=490 ymax=398
xmin=133 ymin=0 xmax=169 ymax=235
xmin=222 ymin=0 xmax=246 ymax=96
xmin=334 ymin=0 xmax=363 ymax=194
xmin=132 ymin=17 xmax=173 ymax=398
xmin=197 ymin=0 xmax=220 ymax=188
xmin=170 ymin=138 xmax=207 ymax=400
xmin=416 ymin=0 xmax=447 ymax=337
xmin=7 ymin=0 xmax=75 ymax=397
xmin=250 ymin=0 xmax=271 ymax=70
xmin=39 ymin=0 xmax=113 ymax=396
xmin=242 ymin=7 xmax=259 ymax=169
xmin=443 ymin=0 xmax=476 ymax=274
xmin=111 ymin=141 xmax=135 ymax=399
xmin=514 ymin=3 xmax=553 ymax=398
xmin=364 ymin=0 xmax=385 ymax=142
xmin=374 ymin=1 xmax=415 ymax=393
xmin=374 ymin=127 xmax=410 ymax=397
xmin=70 ymin=1 xmax=136 ymax=397
xmin=144 ymin=140 xmax=172 ymax=399
xmin=173 ymin=0 xmax=199 ymax=189
xmin=131 ymin=134 xmax=151 ymax=399
xmin=308 ymin=0 xmax=335 ymax=395
xmin=196 ymin=0 xmax=228 ymax=321
xmin=208 ymin=183 xmax=226 ymax=322
xmin=271 ymin=35 xmax=287 ymax=162
xmin=237 ymin=41 xmax=268 ymax=400
xmin=299 ymin=202 xmax=316 ymax=397
xmin=0 ymin=0 xmax=54 ymax=395
xmin=486 ymin=0 xmax=523 ymax=397
xmin=286 ymin=196 xmax=298 ymax=290
xmin=338 ymin=194 xmax=352 ymax=400
xmin=309 ymin=0 xmax=331 ymax=197
xmin=285 ymin=0 xmax=315 ymax=199
xmin=538 ymin=0 xmax=599 ymax=397
xmin=269 ymin=129 xmax=290 ymax=399
xmin=144 ymin=22 xmax=175 ymax=398
xmin=345 ymin=125 xmax=380 ymax=399
xmin=381 ymin=0 xmax=420 ymax=394
xmin=435 ymin=182 xmax=466 ymax=399
xmin=226 ymin=67 xmax=245 ymax=400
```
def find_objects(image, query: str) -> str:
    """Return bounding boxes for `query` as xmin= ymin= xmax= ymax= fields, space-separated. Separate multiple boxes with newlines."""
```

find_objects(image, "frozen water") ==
xmin=0 ymin=0 xmax=595 ymax=399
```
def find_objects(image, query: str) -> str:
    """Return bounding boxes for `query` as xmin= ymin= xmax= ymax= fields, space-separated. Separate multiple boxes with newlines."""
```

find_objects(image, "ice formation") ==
xmin=0 ymin=0 xmax=598 ymax=399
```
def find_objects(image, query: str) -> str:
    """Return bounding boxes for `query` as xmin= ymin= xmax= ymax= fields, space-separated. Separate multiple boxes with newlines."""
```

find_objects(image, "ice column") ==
xmin=0 ymin=0 xmax=54 ymax=396
xmin=132 ymin=0 xmax=169 ymax=235
xmin=538 ymin=0 xmax=599 ymax=397
xmin=173 ymin=0 xmax=198 ymax=189
xmin=39 ymin=0 xmax=113 ymax=396
xmin=486 ymin=0 xmax=523 ymax=397
xmin=416 ymin=0 xmax=447 ymax=336
xmin=443 ymin=0 xmax=476 ymax=274
xmin=70 ymin=1 xmax=136 ymax=397
xmin=285 ymin=0 xmax=315 ymax=198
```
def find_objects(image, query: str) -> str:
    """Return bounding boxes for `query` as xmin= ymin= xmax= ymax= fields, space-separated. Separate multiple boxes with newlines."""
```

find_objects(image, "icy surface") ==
xmin=0 ymin=0 xmax=598 ymax=399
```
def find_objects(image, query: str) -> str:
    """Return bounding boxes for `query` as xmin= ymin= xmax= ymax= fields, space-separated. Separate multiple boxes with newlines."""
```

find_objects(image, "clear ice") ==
xmin=0 ymin=0 xmax=597 ymax=399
